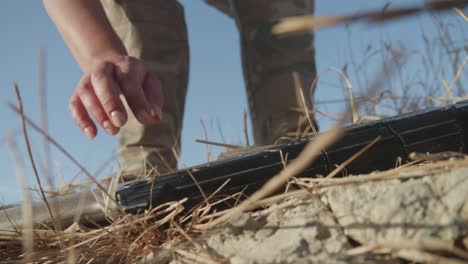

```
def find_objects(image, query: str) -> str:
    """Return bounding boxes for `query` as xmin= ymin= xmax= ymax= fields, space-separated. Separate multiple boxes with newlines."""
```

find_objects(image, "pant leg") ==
xmin=101 ymin=0 xmax=189 ymax=176
xmin=203 ymin=0 xmax=234 ymax=17
xmin=213 ymin=0 xmax=318 ymax=145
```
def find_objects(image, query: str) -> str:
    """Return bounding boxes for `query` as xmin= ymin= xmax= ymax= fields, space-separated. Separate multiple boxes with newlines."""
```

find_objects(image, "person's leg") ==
xmin=206 ymin=0 xmax=317 ymax=145
xmin=203 ymin=0 xmax=234 ymax=18
xmin=234 ymin=0 xmax=317 ymax=145
xmin=101 ymin=0 xmax=189 ymax=177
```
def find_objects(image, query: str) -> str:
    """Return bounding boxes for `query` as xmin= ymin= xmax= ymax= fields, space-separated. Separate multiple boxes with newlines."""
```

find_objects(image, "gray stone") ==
xmin=202 ymin=197 xmax=351 ymax=263
xmin=154 ymin=166 xmax=468 ymax=264
xmin=323 ymin=167 xmax=468 ymax=245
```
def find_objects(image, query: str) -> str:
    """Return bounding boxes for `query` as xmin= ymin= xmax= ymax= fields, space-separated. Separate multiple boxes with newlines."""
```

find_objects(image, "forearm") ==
xmin=43 ymin=0 xmax=127 ymax=71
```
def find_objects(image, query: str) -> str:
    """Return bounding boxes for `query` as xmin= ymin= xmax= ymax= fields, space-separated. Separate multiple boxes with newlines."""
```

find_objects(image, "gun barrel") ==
xmin=0 ymin=191 xmax=110 ymax=234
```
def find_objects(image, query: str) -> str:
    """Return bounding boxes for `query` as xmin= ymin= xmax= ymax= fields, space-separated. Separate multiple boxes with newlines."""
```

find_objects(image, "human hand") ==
xmin=69 ymin=56 xmax=163 ymax=140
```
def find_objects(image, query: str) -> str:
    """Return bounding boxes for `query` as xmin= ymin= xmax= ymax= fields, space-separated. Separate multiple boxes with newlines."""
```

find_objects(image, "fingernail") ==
xmin=151 ymin=106 xmax=163 ymax=121
xmin=84 ymin=127 xmax=94 ymax=140
xmin=103 ymin=120 xmax=113 ymax=133
xmin=137 ymin=110 xmax=151 ymax=123
xmin=111 ymin=111 xmax=126 ymax=127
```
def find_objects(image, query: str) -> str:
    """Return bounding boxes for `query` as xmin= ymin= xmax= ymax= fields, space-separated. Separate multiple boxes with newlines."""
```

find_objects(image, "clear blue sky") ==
xmin=0 ymin=1 xmax=466 ymax=203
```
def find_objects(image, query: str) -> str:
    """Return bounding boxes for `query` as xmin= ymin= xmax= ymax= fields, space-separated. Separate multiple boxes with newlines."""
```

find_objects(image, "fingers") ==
xmin=69 ymin=56 xmax=164 ymax=140
xmin=143 ymin=73 xmax=164 ymax=121
xmin=74 ymin=75 xmax=120 ymax=136
xmin=90 ymin=62 xmax=127 ymax=127
xmin=69 ymin=95 xmax=97 ymax=140
xmin=116 ymin=60 xmax=160 ymax=124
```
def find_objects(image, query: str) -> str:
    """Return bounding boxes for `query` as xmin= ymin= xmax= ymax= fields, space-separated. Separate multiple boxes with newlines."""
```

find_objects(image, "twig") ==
xmin=293 ymin=72 xmax=318 ymax=134
xmin=6 ymin=132 xmax=34 ymax=263
xmin=7 ymin=102 xmax=123 ymax=212
xmin=327 ymin=67 xmax=359 ymax=124
xmin=154 ymin=148 xmax=175 ymax=174
xmin=181 ymin=180 xmax=236 ymax=224
xmin=243 ymin=110 xmax=250 ymax=146
xmin=68 ymin=151 xmax=117 ymax=187
xmin=184 ymin=168 xmax=209 ymax=205
xmin=193 ymin=139 xmax=241 ymax=149
xmin=409 ymin=151 xmax=465 ymax=162
xmin=200 ymin=119 xmax=212 ymax=161
xmin=172 ymin=222 xmax=224 ymax=263
xmin=305 ymin=68 xmax=364 ymax=123
xmin=323 ymin=136 xmax=381 ymax=180
xmin=194 ymin=179 xmax=232 ymax=219
xmin=13 ymin=84 xmax=60 ymax=233
xmin=38 ymin=46 xmax=53 ymax=186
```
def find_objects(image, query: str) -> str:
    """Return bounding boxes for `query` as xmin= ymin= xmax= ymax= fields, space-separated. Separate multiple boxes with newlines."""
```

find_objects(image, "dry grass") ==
xmin=2 ymin=152 xmax=468 ymax=262
xmin=1 ymin=0 xmax=467 ymax=263
xmin=272 ymin=0 xmax=468 ymax=34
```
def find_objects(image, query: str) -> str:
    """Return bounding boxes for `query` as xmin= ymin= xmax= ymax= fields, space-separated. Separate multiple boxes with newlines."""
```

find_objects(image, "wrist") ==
xmin=85 ymin=49 xmax=128 ymax=72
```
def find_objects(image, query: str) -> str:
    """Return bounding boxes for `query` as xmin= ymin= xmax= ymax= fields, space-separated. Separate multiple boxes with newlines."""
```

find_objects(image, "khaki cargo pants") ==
xmin=101 ymin=0 xmax=317 ymax=175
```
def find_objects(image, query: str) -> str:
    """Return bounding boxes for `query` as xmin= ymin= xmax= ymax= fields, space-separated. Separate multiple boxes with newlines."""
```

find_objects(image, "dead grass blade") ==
xmin=312 ymin=158 xmax=468 ymax=185
xmin=243 ymin=110 xmax=250 ymax=146
xmin=260 ymin=158 xmax=468 ymax=208
xmin=6 ymin=133 xmax=34 ymax=263
xmin=13 ymin=84 xmax=60 ymax=235
xmin=172 ymin=222 xmax=225 ymax=263
xmin=323 ymin=135 xmax=381 ymax=180
xmin=453 ymin=7 xmax=468 ymax=20
xmin=38 ymin=46 xmax=53 ymax=187
xmin=200 ymin=119 xmax=212 ymax=161
xmin=304 ymin=67 xmax=363 ymax=124
xmin=7 ymin=102 xmax=122 ymax=211
xmin=193 ymin=139 xmax=241 ymax=149
xmin=273 ymin=0 xmax=468 ymax=35
xmin=185 ymin=169 xmax=209 ymax=206
xmin=327 ymin=67 xmax=359 ymax=124
xmin=293 ymin=72 xmax=318 ymax=134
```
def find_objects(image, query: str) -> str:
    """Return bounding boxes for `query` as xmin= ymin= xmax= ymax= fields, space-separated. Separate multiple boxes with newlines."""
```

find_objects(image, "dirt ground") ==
xmin=149 ymin=166 xmax=468 ymax=263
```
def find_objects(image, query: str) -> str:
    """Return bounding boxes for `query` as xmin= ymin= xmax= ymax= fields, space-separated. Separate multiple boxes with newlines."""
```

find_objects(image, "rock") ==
xmin=200 ymin=197 xmax=353 ymax=263
xmin=323 ymin=167 xmax=468 ymax=245
xmin=158 ymin=166 xmax=468 ymax=264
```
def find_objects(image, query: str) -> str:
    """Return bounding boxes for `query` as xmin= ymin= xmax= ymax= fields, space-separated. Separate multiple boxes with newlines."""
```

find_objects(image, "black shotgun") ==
xmin=116 ymin=100 xmax=468 ymax=214
xmin=2 ymin=101 xmax=468 ymax=231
